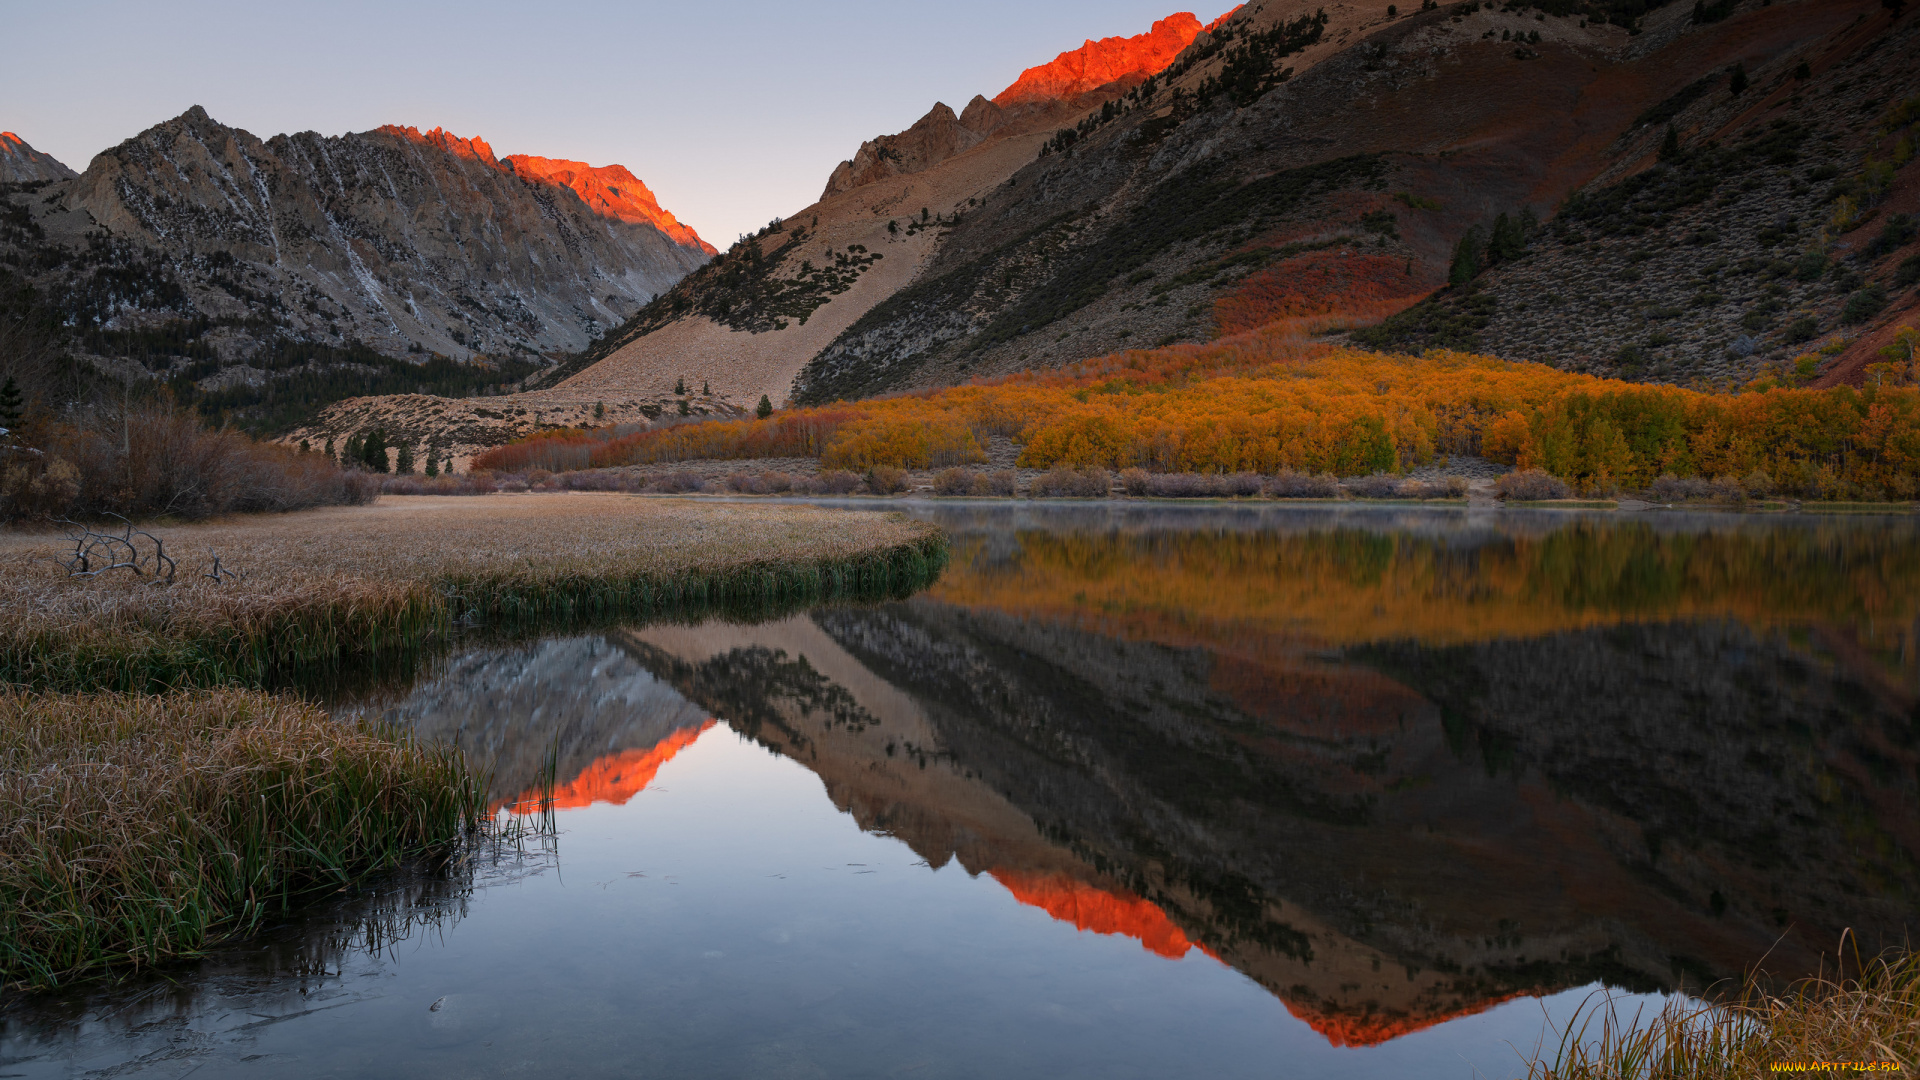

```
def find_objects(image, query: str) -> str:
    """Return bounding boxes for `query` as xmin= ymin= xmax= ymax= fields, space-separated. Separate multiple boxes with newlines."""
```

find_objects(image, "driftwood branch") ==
xmin=54 ymin=515 xmax=177 ymax=583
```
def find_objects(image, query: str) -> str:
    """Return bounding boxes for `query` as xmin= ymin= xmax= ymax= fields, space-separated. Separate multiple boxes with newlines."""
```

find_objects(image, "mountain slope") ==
xmin=790 ymin=0 xmax=1900 ymax=403
xmin=545 ymin=5 xmax=1376 ymax=411
xmin=0 ymin=133 xmax=75 ymax=182
xmin=0 ymin=108 xmax=710 ymax=430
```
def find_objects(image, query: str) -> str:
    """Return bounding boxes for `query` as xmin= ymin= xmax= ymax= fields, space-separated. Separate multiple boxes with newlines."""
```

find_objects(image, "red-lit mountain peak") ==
xmin=506 ymin=155 xmax=715 ymax=255
xmin=992 ymin=10 xmax=1231 ymax=107
xmin=376 ymin=124 xmax=499 ymax=162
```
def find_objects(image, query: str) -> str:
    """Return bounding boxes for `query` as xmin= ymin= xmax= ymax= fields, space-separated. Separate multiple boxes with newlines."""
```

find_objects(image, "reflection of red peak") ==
xmin=992 ymin=11 xmax=1228 ymax=106
xmin=1285 ymin=991 xmax=1529 ymax=1048
xmin=990 ymin=868 xmax=1200 ymax=959
xmin=502 ymin=721 xmax=714 ymax=813
xmin=507 ymin=155 xmax=716 ymax=255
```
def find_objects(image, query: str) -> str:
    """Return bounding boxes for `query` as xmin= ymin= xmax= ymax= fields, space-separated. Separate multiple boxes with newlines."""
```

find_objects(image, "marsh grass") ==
xmin=1523 ymin=947 xmax=1918 ymax=1078
xmin=0 ymin=495 xmax=949 ymax=691
xmin=0 ymin=688 xmax=484 ymax=990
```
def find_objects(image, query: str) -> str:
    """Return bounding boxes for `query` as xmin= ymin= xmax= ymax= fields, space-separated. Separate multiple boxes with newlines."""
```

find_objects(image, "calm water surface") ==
xmin=4 ymin=504 xmax=1917 ymax=1078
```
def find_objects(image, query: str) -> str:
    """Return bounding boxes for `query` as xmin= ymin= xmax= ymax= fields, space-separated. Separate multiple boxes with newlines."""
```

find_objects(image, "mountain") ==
xmin=532 ymin=0 xmax=1911 ymax=416
xmin=992 ymin=11 xmax=1227 ymax=106
xmin=524 ymin=7 xmax=1268 ymax=418
xmin=294 ymin=0 xmax=1918 ymax=460
xmin=788 ymin=0 xmax=1915 ymax=402
xmin=819 ymin=11 xmax=1227 ymax=199
xmin=0 ymin=107 xmax=710 ymax=431
xmin=0 ymin=132 xmax=75 ymax=182
xmin=504 ymin=155 xmax=716 ymax=254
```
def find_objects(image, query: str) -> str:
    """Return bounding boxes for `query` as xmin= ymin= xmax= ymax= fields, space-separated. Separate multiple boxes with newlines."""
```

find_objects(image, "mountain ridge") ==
xmin=0 ymin=132 xmax=75 ymax=183
xmin=0 ymin=107 xmax=711 ymax=432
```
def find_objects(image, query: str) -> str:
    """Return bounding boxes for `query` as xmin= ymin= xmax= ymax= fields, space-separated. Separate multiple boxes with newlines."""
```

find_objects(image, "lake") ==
xmin=4 ymin=503 xmax=1916 ymax=1078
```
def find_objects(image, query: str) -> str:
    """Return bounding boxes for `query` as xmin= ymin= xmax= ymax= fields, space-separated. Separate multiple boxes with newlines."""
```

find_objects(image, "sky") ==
xmin=3 ymin=0 xmax=1205 ymax=247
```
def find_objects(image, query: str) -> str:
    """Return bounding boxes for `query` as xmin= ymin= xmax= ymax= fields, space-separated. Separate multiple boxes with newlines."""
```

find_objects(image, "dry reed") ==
xmin=0 ymin=494 xmax=949 ymax=691
xmin=0 ymin=688 xmax=483 ymax=989
xmin=1523 ymin=948 xmax=1918 ymax=1078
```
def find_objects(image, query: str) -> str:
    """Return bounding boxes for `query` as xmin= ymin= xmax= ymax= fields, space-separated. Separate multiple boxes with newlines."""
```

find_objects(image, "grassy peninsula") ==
xmin=0 ymin=494 xmax=947 ymax=989
xmin=0 ymin=494 xmax=949 ymax=692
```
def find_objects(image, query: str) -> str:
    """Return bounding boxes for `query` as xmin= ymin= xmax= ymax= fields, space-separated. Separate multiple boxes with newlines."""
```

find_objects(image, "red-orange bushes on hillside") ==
xmin=1213 ymin=251 xmax=1425 ymax=335
xmin=494 ymin=340 xmax=1920 ymax=496
xmin=469 ymin=429 xmax=601 ymax=473
xmin=818 ymin=417 xmax=986 ymax=471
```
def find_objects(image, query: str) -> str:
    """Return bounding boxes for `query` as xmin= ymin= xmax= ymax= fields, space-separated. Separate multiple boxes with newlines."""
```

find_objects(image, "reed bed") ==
xmin=0 ymin=688 xmax=483 ymax=989
xmin=1523 ymin=950 xmax=1918 ymax=1078
xmin=0 ymin=494 xmax=949 ymax=691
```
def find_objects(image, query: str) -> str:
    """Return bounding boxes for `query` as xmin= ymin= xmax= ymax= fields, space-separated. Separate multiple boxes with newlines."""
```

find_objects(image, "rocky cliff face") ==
xmin=991 ymin=12 xmax=1217 ymax=106
xmin=59 ymin=108 xmax=710 ymax=360
xmin=0 ymin=107 xmax=711 ymax=430
xmin=819 ymin=10 xmax=1221 ymax=199
xmin=504 ymin=155 xmax=715 ymax=255
xmin=0 ymin=133 xmax=75 ymax=182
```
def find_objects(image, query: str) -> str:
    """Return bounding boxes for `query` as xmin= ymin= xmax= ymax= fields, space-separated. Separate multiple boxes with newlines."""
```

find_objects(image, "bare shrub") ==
xmin=2 ymin=402 xmax=374 ymax=522
xmin=1443 ymin=476 xmax=1470 ymax=497
xmin=865 ymin=465 xmax=910 ymax=495
xmin=1029 ymin=467 xmax=1109 ymax=498
xmin=647 ymin=471 xmax=707 ymax=494
xmin=932 ymin=467 xmax=978 ymax=496
xmin=1146 ymin=473 xmax=1215 ymax=497
xmin=817 ymin=470 xmax=862 ymax=495
xmin=1118 ymin=467 xmax=1151 ymax=496
xmin=556 ymin=470 xmax=645 ymax=493
xmin=978 ymin=470 xmax=1018 ymax=496
xmin=1743 ymin=469 xmax=1775 ymax=498
xmin=1223 ymin=472 xmax=1264 ymax=497
xmin=761 ymin=472 xmax=794 ymax=494
xmin=1345 ymin=473 xmax=1405 ymax=499
xmin=382 ymin=473 xmax=500 ymax=496
xmin=1269 ymin=470 xmax=1341 ymax=498
xmin=1495 ymin=469 xmax=1572 ymax=501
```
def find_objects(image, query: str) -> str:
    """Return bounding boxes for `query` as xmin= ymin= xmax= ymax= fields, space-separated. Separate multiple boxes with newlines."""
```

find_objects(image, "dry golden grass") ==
xmin=1525 ymin=950 xmax=1918 ymax=1078
xmin=0 ymin=494 xmax=948 ymax=690
xmin=0 ymin=687 xmax=480 ymax=989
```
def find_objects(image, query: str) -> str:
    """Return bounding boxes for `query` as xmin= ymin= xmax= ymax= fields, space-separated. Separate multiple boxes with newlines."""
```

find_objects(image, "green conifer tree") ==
xmin=361 ymin=429 xmax=390 ymax=473
xmin=395 ymin=441 xmax=415 ymax=474
xmin=674 ymin=376 xmax=686 ymax=395
xmin=1448 ymin=226 xmax=1485 ymax=286
xmin=757 ymin=394 xmax=774 ymax=419
xmin=1729 ymin=63 xmax=1748 ymax=96
xmin=424 ymin=449 xmax=439 ymax=478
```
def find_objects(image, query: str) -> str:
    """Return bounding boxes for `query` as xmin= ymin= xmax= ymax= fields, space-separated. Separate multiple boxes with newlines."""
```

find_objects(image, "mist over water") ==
xmin=4 ymin=505 xmax=1914 ymax=1078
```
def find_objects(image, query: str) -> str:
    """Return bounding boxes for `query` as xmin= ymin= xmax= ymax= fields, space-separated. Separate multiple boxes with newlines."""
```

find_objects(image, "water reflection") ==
xmin=3 ymin=506 xmax=1914 ymax=1077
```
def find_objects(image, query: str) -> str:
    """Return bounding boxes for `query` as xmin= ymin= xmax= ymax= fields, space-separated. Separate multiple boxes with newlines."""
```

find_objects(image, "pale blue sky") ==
xmin=4 ymin=1 xmax=1208 ymax=246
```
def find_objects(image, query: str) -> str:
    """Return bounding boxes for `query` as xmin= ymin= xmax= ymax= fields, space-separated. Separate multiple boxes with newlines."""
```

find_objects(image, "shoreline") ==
xmin=0 ymin=495 xmax=949 ymax=693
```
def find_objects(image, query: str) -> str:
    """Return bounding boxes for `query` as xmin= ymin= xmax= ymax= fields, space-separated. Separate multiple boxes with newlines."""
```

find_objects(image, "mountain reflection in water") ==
xmin=4 ymin=506 xmax=1914 ymax=1077
xmin=616 ymin=507 xmax=1919 ymax=1046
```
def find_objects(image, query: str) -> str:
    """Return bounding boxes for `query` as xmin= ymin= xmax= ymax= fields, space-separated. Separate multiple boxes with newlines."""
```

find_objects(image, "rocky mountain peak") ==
xmin=375 ymin=124 xmax=500 ymax=163
xmin=990 ymin=11 xmax=1220 ymax=106
xmin=821 ymin=9 xmax=1227 ymax=200
xmin=506 ymin=155 xmax=715 ymax=254
xmin=0 ymin=132 xmax=78 ymax=183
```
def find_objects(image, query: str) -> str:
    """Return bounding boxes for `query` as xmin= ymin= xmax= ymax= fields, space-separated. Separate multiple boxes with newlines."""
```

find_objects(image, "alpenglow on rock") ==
xmin=60 ymin=106 xmax=711 ymax=360
xmin=0 ymin=133 xmax=77 ymax=183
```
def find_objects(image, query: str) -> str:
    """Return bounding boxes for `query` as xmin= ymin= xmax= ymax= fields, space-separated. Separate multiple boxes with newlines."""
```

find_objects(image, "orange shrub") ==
xmin=502 ymin=335 xmax=1920 ymax=497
